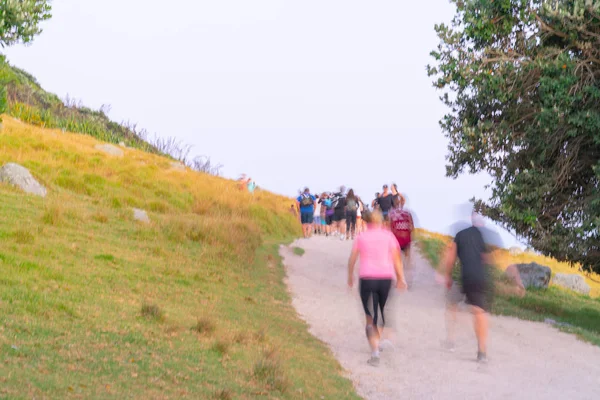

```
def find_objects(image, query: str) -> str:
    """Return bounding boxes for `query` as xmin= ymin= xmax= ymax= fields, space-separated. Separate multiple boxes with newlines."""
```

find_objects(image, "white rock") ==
xmin=170 ymin=161 xmax=186 ymax=171
xmin=95 ymin=144 xmax=124 ymax=157
xmin=553 ymin=273 xmax=591 ymax=295
xmin=0 ymin=163 xmax=47 ymax=197
xmin=132 ymin=208 xmax=150 ymax=223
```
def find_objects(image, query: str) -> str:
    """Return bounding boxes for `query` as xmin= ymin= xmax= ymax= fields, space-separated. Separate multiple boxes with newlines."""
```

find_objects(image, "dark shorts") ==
xmin=333 ymin=209 xmax=345 ymax=222
xmin=300 ymin=212 xmax=313 ymax=225
xmin=359 ymin=279 xmax=393 ymax=326
xmin=381 ymin=211 xmax=390 ymax=221
xmin=446 ymin=281 xmax=488 ymax=311
xmin=325 ymin=214 xmax=334 ymax=225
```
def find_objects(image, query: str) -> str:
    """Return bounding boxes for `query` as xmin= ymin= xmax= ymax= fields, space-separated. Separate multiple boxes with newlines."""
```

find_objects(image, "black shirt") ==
xmin=333 ymin=192 xmax=346 ymax=210
xmin=378 ymin=194 xmax=394 ymax=212
xmin=454 ymin=225 xmax=488 ymax=285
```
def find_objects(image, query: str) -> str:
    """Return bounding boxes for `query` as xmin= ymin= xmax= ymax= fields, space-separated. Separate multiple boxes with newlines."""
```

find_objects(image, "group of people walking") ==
xmin=295 ymin=186 xmax=498 ymax=368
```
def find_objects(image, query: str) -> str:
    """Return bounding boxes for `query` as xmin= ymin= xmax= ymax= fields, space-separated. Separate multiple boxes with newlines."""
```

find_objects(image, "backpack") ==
xmin=391 ymin=209 xmax=413 ymax=235
xmin=300 ymin=194 xmax=314 ymax=207
xmin=331 ymin=193 xmax=344 ymax=209
xmin=346 ymin=198 xmax=358 ymax=212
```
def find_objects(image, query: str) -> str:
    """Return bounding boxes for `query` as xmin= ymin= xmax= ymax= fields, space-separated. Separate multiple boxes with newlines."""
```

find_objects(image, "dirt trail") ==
xmin=281 ymin=236 xmax=600 ymax=400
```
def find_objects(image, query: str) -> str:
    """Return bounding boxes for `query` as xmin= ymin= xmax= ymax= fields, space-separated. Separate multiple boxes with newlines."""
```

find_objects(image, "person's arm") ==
xmin=409 ymin=213 xmax=414 ymax=232
xmin=347 ymin=246 xmax=359 ymax=288
xmin=441 ymin=241 xmax=458 ymax=288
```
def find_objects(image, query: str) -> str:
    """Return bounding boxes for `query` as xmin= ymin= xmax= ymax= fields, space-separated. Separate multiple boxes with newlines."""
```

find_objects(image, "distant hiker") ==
xmin=319 ymin=193 xmax=329 ymax=235
xmin=356 ymin=198 xmax=364 ymax=234
xmin=322 ymin=193 xmax=334 ymax=236
xmin=238 ymin=174 xmax=250 ymax=191
xmin=313 ymin=194 xmax=322 ymax=235
xmin=347 ymin=209 xmax=406 ymax=367
xmin=389 ymin=195 xmax=414 ymax=285
xmin=247 ymin=178 xmax=256 ymax=194
xmin=441 ymin=205 xmax=502 ymax=363
xmin=371 ymin=192 xmax=380 ymax=210
xmin=331 ymin=186 xmax=347 ymax=240
xmin=377 ymin=185 xmax=395 ymax=221
xmin=345 ymin=189 xmax=359 ymax=240
xmin=289 ymin=204 xmax=298 ymax=218
xmin=297 ymin=188 xmax=316 ymax=238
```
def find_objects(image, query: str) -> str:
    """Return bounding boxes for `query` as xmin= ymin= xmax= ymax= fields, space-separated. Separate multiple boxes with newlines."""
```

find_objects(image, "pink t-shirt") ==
xmin=353 ymin=226 xmax=399 ymax=279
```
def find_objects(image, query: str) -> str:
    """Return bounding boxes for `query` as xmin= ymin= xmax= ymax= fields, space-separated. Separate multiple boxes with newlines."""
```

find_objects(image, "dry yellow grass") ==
xmin=0 ymin=116 xmax=360 ymax=398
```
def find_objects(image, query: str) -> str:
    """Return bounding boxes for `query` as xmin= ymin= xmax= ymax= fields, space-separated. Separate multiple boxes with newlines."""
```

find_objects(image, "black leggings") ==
xmin=359 ymin=279 xmax=392 ymax=327
xmin=346 ymin=211 xmax=357 ymax=233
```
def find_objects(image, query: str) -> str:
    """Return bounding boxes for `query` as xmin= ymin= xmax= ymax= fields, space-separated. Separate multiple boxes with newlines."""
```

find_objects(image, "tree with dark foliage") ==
xmin=428 ymin=0 xmax=599 ymax=272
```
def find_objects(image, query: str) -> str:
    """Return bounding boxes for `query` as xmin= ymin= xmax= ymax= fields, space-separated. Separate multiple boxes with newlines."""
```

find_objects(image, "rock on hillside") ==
xmin=133 ymin=208 xmax=150 ymax=223
xmin=0 ymin=163 xmax=47 ymax=197
xmin=514 ymin=263 xmax=551 ymax=289
xmin=95 ymin=144 xmax=124 ymax=157
xmin=553 ymin=273 xmax=591 ymax=295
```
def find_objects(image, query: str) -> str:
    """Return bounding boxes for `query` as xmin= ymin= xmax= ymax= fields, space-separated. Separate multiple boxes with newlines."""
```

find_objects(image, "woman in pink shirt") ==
xmin=347 ymin=209 xmax=406 ymax=366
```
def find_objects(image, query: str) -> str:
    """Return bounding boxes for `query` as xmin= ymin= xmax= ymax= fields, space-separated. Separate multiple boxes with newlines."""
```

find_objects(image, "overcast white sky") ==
xmin=4 ymin=0 xmax=521 ymax=247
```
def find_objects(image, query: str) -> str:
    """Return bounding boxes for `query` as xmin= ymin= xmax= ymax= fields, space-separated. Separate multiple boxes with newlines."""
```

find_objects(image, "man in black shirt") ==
xmin=331 ymin=187 xmax=347 ymax=239
xmin=377 ymin=185 xmax=394 ymax=221
xmin=442 ymin=211 xmax=501 ymax=363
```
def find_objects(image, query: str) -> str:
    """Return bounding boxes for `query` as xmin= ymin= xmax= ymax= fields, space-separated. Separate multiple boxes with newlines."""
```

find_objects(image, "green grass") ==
xmin=417 ymin=234 xmax=600 ymax=346
xmin=0 ymin=119 xmax=360 ymax=399
xmin=292 ymin=247 xmax=305 ymax=256
xmin=0 ymin=55 xmax=159 ymax=153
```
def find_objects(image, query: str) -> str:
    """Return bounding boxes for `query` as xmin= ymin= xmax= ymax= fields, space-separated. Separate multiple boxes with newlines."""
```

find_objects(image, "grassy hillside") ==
xmin=0 ymin=117 xmax=359 ymax=399
xmin=0 ymin=56 xmax=160 ymax=153
xmin=416 ymin=229 xmax=600 ymax=346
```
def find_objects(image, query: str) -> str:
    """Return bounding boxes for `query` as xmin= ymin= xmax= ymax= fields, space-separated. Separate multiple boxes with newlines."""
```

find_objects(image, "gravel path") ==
xmin=281 ymin=236 xmax=600 ymax=400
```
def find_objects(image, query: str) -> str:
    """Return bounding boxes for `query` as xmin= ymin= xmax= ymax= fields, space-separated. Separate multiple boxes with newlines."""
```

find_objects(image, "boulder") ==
xmin=552 ymin=273 xmax=591 ymax=295
xmin=0 ymin=163 xmax=47 ymax=197
xmin=513 ymin=263 xmax=551 ymax=289
xmin=170 ymin=161 xmax=186 ymax=171
xmin=95 ymin=144 xmax=124 ymax=157
xmin=133 ymin=208 xmax=150 ymax=223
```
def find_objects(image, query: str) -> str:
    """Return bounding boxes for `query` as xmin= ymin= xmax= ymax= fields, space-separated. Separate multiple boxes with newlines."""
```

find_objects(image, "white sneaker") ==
xmin=340 ymin=234 xmax=345 ymax=241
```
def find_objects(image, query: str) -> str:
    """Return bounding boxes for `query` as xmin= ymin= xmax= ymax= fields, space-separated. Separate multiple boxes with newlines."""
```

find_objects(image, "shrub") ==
xmin=192 ymin=317 xmax=216 ymax=335
xmin=141 ymin=303 xmax=163 ymax=321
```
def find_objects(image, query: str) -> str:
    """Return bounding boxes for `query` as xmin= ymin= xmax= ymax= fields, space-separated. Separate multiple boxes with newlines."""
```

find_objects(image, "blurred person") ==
xmin=356 ymin=197 xmax=364 ymax=234
xmin=371 ymin=192 xmax=381 ymax=210
xmin=441 ymin=204 xmax=502 ymax=363
xmin=289 ymin=204 xmax=298 ymax=218
xmin=319 ymin=193 xmax=330 ymax=235
xmin=331 ymin=186 xmax=347 ymax=239
xmin=347 ymin=209 xmax=407 ymax=366
xmin=378 ymin=185 xmax=395 ymax=221
xmin=313 ymin=194 xmax=322 ymax=235
xmin=345 ymin=189 xmax=359 ymax=240
xmin=296 ymin=188 xmax=316 ymax=238
xmin=324 ymin=193 xmax=335 ymax=236
xmin=247 ymin=178 xmax=256 ymax=194
xmin=389 ymin=195 xmax=415 ymax=286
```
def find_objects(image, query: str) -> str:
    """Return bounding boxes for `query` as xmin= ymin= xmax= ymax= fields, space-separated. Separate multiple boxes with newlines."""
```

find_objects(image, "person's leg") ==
xmin=465 ymin=285 xmax=489 ymax=361
xmin=402 ymin=244 xmax=412 ymax=287
xmin=359 ymin=280 xmax=378 ymax=350
xmin=351 ymin=213 xmax=357 ymax=238
xmin=472 ymin=306 xmax=488 ymax=354
xmin=346 ymin=214 xmax=351 ymax=237
xmin=444 ymin=283 xmax=463 ymax=350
